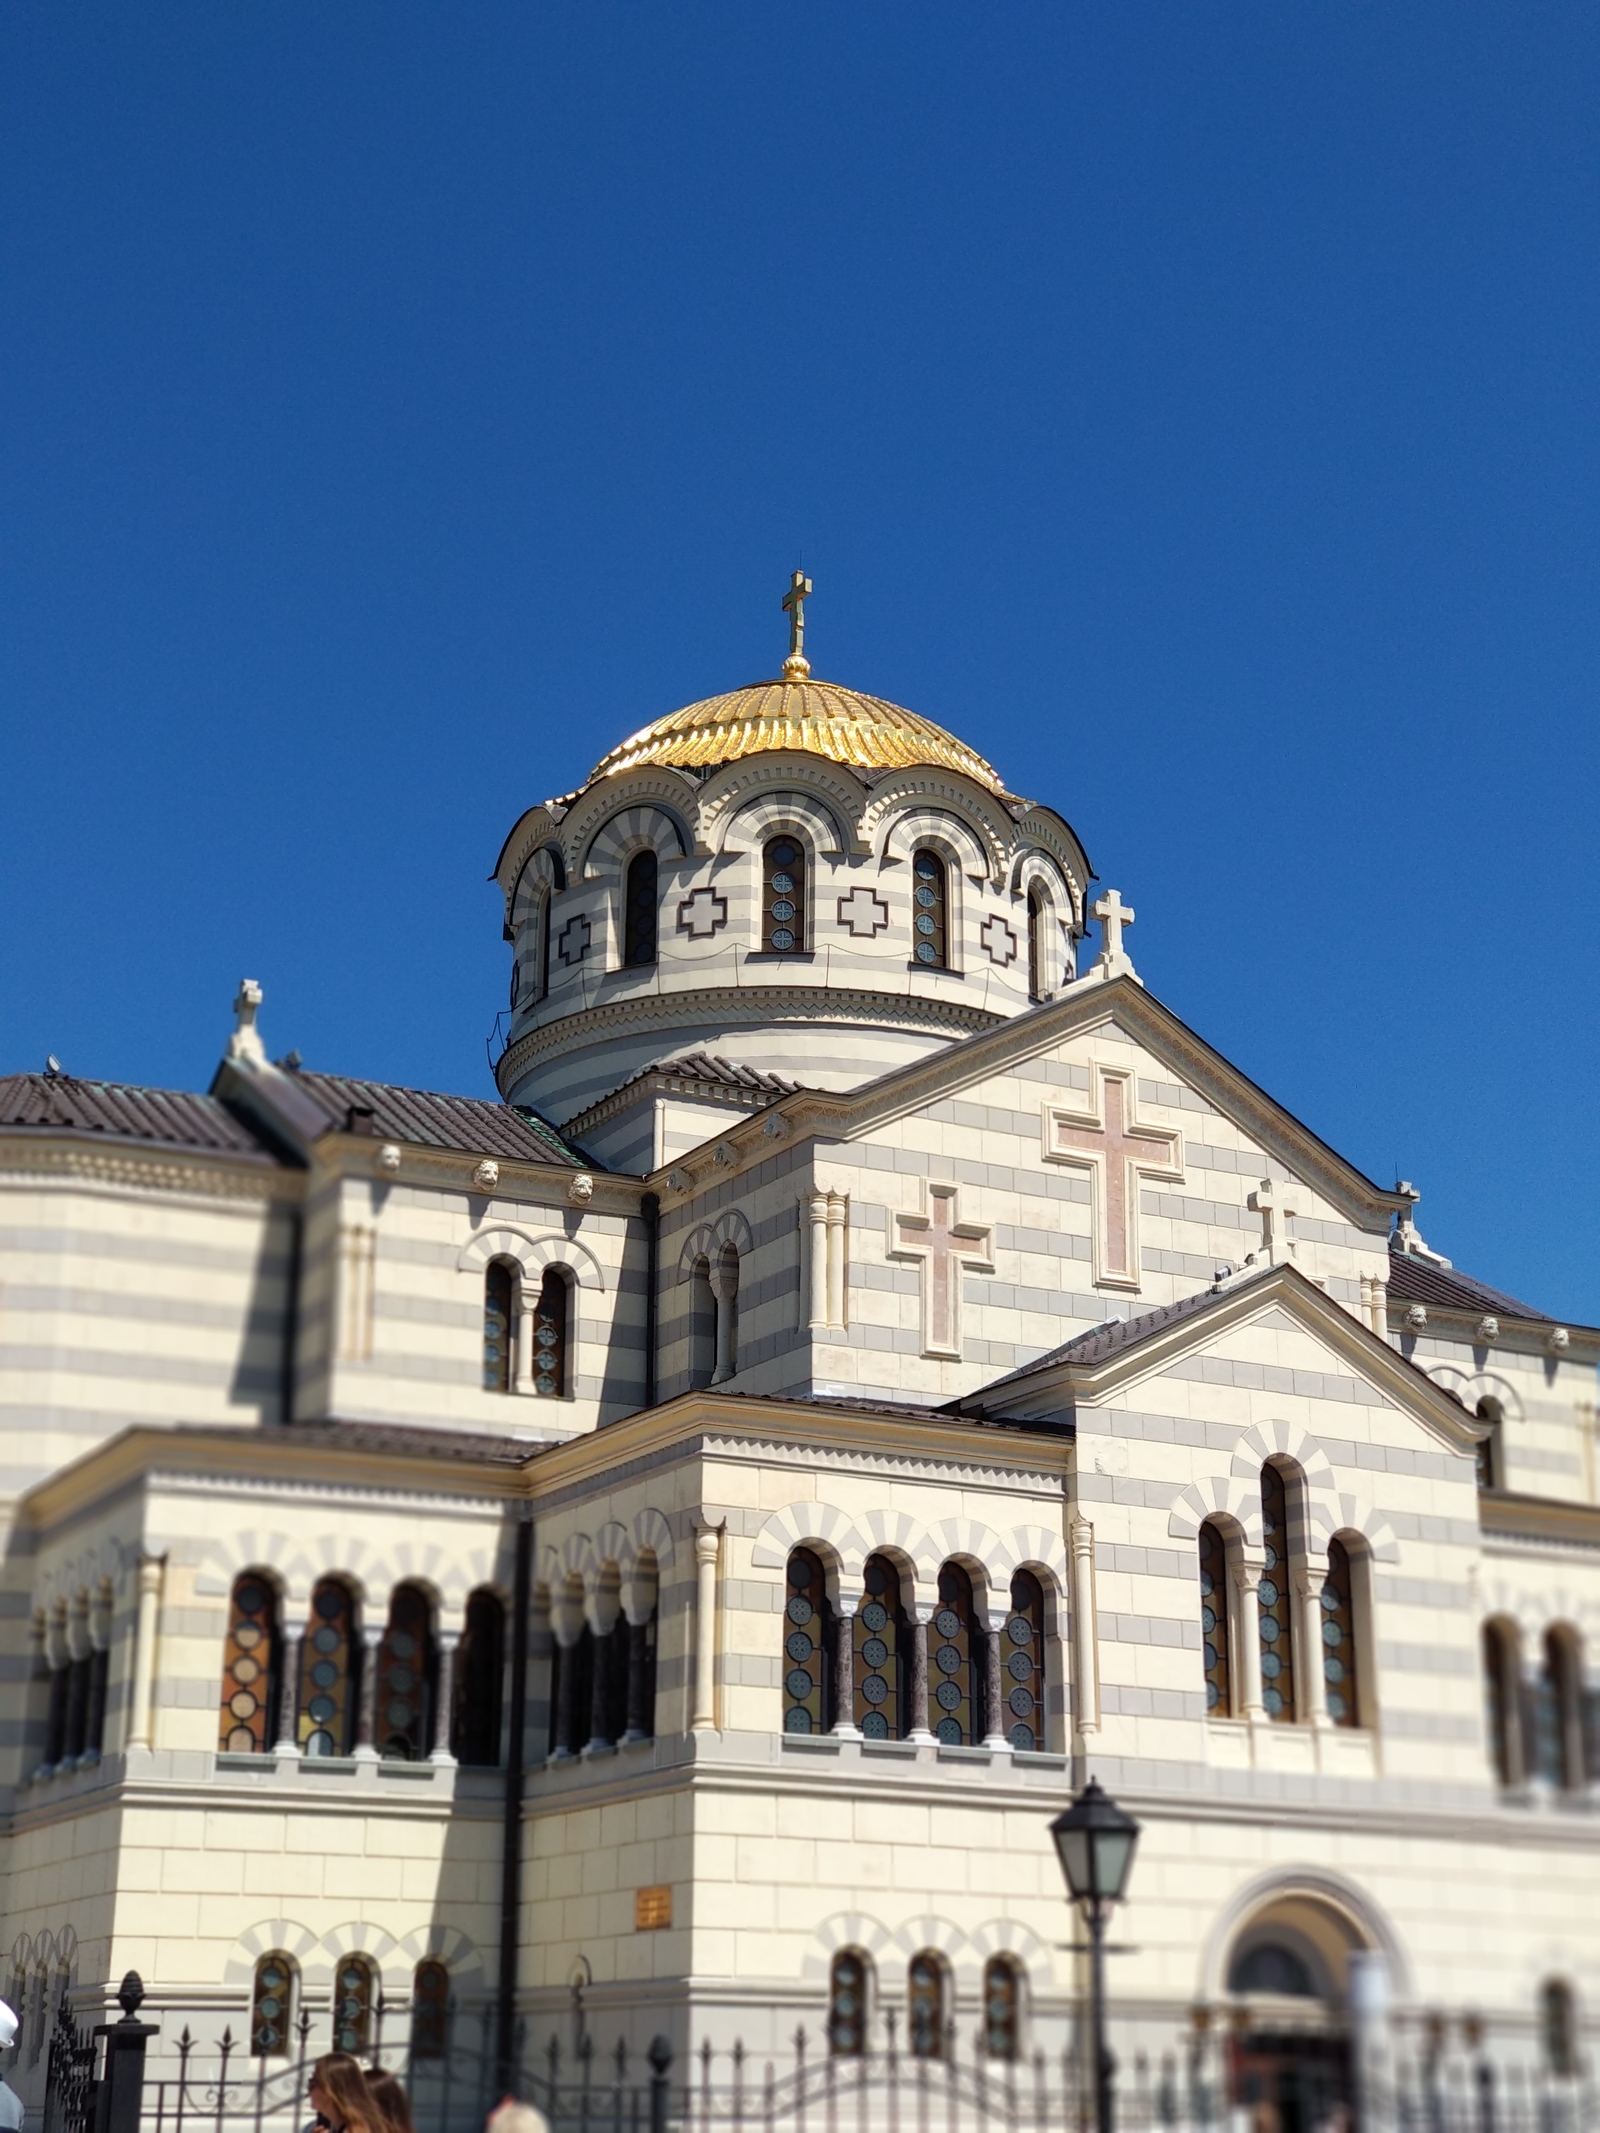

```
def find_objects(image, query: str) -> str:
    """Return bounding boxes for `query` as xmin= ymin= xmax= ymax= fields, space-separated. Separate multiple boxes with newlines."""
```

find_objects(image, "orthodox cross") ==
xmin=892 ymin=1185 xmax=993 ymax=1359
xmin=1248 ymin=1177 xmax=1300 ymax=1264
xmin=1048 ymin=1067 xmax=1183 ymax=1287
xmin=1089 ymin=888 xmax=1139 ymax=982
xmin=781 ymin=570 xmax=813 ymax=680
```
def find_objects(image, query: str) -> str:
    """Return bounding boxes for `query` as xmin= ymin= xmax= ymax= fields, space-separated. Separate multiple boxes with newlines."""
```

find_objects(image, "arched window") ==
xmin=539 ymin=896 xmax=553 ymax=1002
xmin=688 ymin=1256 xmax=716 ymax=1389
xmin=509 ymin=956 xmax=521 ymax=1008
xmin=1229 ymin=1943 xmax=1317 ymax=1998
xmin=930 ymin=1562 xmax=980 ymax=1745
xmin=1541 ymin=1980 xmax=1577 ymax=2078
xmin=1259 ymin=1465 xmax=1296 ymax=1722
xmin=331 ymin=1955 xmax=375 ymax=2054
xmin=1003 ymin=1571 xmax=1045 ymax=1751
xmin=908 ymin=1953 xmax=947 ymax=2059
xmin=1483 ymin=1620 xmax=1521 ymax=1787
xmin=299 ymin=1580 xmax=356 ymax=1757
xmin=1027 ymin=886 xmax=1047 ymax=1001
xmin=219 ymin=1575 xmax=280 ymax=1755
xmin=1475 ymin=1396 xmax=1504 ymax=1490
xmin=623 ymin=850 xmax=659 ymax=967
xmin=828 ymin=1949 xmax=870 ymax=2057
xmin=532 ymin=1268 xmax=568 ymax=1398
xmin=854 ymin=1555 xmax=905 ymax=1739
xmin=763 ymin=838 xmax=805 ymax=953
xmin=411 ymin=1958 xmax=450 ymax=2062
xmin=983 ymin=1956 xmax=1022 ymax=2061
xmin=911 ymin=850 xmax=948 ymax=967
xmin=1321 ymin=1540 xmax=1359 ymax=1728
xmin=378 ymin=1584 xmax=435 ymax=1761
xmin=782 ymin=1549 xmax=833 ymax=1734
xmin=483 ymin=1261 xmax=514 ymax=1394
xmin=452 ymin=1589 xmax=505 ymax=1766
xmin=1536 ymin=1627 xmax=1584 ymax=1791
xmin=250 ymin=1953 xmax=297 ymax=2058
xmin=1199 ymin=1523 xmax=1230 ymax=1718
xmin=712 ymin=1242 xmax=739 ymax=1383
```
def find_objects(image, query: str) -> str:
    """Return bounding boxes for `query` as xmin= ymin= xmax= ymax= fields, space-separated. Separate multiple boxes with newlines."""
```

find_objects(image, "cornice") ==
xmin=563 ymin=1069 xmax=779 ymax=1141
xmin=314 ymin=1133 xmax=639 ymax=1213
xmin=1479 ymin=1489 xmax=1600 ymax=1553
xmin=0 ymin=1137 xmax=298 ymax=1204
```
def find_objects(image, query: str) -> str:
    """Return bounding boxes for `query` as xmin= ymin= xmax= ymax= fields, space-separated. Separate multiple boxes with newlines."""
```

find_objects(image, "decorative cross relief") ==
xmin=1247 ymin=1177 xmax=1300 ymax=1265
xmin=891 ymin=1184 xmax=993 ymax=1360
xmin=980 ymin=915 xmax=1017 ymax=967
xmin=836 ymin=886 xmax=890 ymax=938
xmin=557 ymin=914 xmax=592 ymax=966
xmin=1045 ymin=1065 xmax=1183 ymax=1289
xmin=677 ymin=888 xmax=728 ymax=939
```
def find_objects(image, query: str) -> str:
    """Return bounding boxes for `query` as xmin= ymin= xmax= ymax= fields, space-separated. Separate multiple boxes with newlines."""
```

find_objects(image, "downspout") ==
xmin=496 ymin=1510 xmax=533 ymax=2091
xmin=279 ymin=1200 xmax=303 ymax=1425
xmin=641 ymin=1191 xmax=660 ymax=1411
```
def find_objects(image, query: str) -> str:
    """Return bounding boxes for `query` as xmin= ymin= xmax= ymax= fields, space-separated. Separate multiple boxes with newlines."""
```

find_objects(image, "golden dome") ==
xmin=588 ymin=677 xmax=1004 ymax=792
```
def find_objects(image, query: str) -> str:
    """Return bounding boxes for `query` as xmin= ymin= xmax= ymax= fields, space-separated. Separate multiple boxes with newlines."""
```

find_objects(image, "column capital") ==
xmin=694 ymin=1523 xmax=724 ymax=1566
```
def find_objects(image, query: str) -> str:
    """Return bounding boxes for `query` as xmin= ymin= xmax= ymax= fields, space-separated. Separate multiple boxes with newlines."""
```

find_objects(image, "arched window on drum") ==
xmin=854 ymin=1555 xmax=907 ymax=1738
xmin=782 ymin=1548 xmax=833 ymax=1734
xmin=908 ymin=1953 xmax=948 ymax=2059
xmin=377 ymin=1584 xmax=436 ymax=1761
xmin=1002 ymin=1571 xmax=1045 ymax=1751
xmin=763 ymin=838 xmax=805 ymax=953
xmin=483 ymin=1261 xmax=515 ymax=1394
xmin=911 ymin=849 xmax=948 ymax=967
xmin=1198 ymin=1522 xmax=1230 ymax=1718
xmin=331 ymin=1955 xmax=376 ymax=2054
xmin=1027 ymin=886 xmax=1047 ymax=1001
xmin=411 ymin=1959 xmax=451 ymax=2062
xmin=929 ymin=1562 xmax=981 ymax=1745
xmin=531 ymin=1268 xmax=568 ymax=1398
xmin=623 ymin=849 xmax=659 ymax=968
xmin=250 ymin=1953 xmax=297 ymax=2058
xmin=828 ymin=1949 xmax=870 ymax=2057
xmin=299 ymin=1579 xmax=357 ymax=1756
xmin=983 ymin=1956 xmax=1023 ymax=2061
xmin=218 ymin=1574 xmax=280 ymax=1754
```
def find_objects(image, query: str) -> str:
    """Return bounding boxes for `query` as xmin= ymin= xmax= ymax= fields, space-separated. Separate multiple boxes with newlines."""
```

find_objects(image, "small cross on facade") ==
xmin=1247 ymin=1177 xmax=1301 ymax=1264
xmin=781 ymin=570 xmax=813 ymax=680
xmin=891 ymin=1184 xmax=993 ymax=1359
xmin=1088 ymin=889 xmax=1140 ymax=984
xmin=1047 ymin=1066 xmax=1183 ymax=1288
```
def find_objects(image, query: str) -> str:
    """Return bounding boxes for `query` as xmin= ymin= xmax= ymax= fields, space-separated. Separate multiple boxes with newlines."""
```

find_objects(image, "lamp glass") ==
xmin=1053 ymin=1824 xmax=1093 ymax=1902
xmin=1091 ymin=1828 xmax=1135 ymax=1904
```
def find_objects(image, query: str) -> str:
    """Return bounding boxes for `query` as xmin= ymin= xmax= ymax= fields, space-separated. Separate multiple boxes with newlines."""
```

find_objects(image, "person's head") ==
xmin=309 ymin=2054 xmax=375 ymax=2133
xmin=485 ymin=2099 xmax=549 ymax=2133
xmin=365 ymin=2071 xmax=414 ymax=2133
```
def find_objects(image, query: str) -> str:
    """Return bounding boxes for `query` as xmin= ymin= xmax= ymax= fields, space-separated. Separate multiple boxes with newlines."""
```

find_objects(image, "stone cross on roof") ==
xmin=1088 ymin=889 xmax=1140 ymax=985
xmin=228 ymin=978 xmax=266 ymax=1066
xmin=1247 ymin=1177 xmax=1300 ymax=1264
xmin=781 ymin=570 xmax=813 ymax=680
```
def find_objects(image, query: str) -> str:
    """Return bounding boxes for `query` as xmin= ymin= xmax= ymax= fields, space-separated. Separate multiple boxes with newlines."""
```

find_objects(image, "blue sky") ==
xmin=4 ymin=6 xmax=1598 ymax=1316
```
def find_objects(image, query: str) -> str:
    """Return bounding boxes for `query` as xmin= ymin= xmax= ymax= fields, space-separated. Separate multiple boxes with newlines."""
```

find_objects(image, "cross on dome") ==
xmin=781 ymin=570 xmax=813 ymax=680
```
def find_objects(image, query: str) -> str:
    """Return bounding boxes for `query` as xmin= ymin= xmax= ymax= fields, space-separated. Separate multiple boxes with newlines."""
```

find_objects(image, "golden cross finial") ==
xmin=781 ymin=569 xmax=813 ymax=679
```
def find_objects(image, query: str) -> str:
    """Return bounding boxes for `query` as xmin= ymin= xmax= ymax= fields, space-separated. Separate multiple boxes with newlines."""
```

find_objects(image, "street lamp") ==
xmin=1051 ymin=1779 xmax=1141 ymax=2133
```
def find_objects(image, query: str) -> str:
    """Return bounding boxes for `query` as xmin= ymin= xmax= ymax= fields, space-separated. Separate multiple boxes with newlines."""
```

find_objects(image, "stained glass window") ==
xmin=623 ymin=850 xmax=658 ymax=967
xmin=1199 ymin=1524 xmax=1230 ymax=1718
xmin=411 ymin=1959 xmax=450 ymax=2062
xmin=250 ymin=1954 xmax=295 ymax=2058
xmin=1258 ymin=1465 xmax=1296 ymax=1722
xmin=763 ymin=838 xmax=805 ymax=953
xmin=483 ymin=1262 xmax=513 ymax=1393
xmin=983 ymin=1957 xmax=1021 ymax=2061
xmin=1027 ymin=887 xmax=1046 ymax=1000
xmin=378 ymin=1584 xmax=433 ymax=1761
xmin=332 ymin=1956 xmax=375 ymax=2054
xmin=911 ymin=850 xmax=948 ymax=967
xmin=1483 ymin=1622 xmax=1518 ymax=1786
xmin=782 ymin=1549 xmax=831 ymax=1735
xmin=1321 ymin=1539 xmax=1358 ymax=1728
xmin=219 ymin=1576 xmax=279 ymax=1754
xmin=908 ymin=1953 xmax=946 ymax=2059
xmin=299 ymin=1580 xmax=355 ymax=1757
xmin=828 ymin=1950 xmax=869 ymax=2057
xmin=532 ymin=1269 xmax=567 ymax=1398
xmin=452 ymin=1589 xmax=504 ymax=1765
xmin=1003 ymin=1571 xmax=1045 ymax=1751
xmin=930 ymin=1562 xmax=977 ymax=1746
xmin=854 ymin=1555 xmax=903 ymax=1739
xmin=1542 ymin=1980 xmax=1577 ymax=2078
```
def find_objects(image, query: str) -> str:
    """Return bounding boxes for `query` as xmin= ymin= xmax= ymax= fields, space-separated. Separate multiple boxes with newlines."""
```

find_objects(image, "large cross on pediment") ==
xmin=891 ymin=1184 xmax=993 ymax=1360
xmin=1046 ymin=1065 xmax=1184 ymax=1289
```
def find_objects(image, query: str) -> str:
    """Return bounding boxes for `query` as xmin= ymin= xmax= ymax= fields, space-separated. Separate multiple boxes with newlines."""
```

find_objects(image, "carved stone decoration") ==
xmin=979 ymin=915 xmax=1018 ymax=967
xmin=677 ymin=888 xmax=729 ymax=940
xmin=1477 ymin=1315 xmax=1499 ymax=1343
xmin=568 ymin=1172 xmax=595 ymax=1206
xmin=762 ymin=1112 xmax=790 ymax=1141
xmin=713 ymin=1143 xmax=738 ymax=1170
xmin=473 ymin=1159 xmax=500 ymax=1191
xmin=1406 ymin=1303 xmax=1427 ymax=1330
xmin=668 ymin=1168 xmax=693 ymax=1193
xmin=375 ymin=1143 xmax=402 ymax=1175
xmin=836 ymin=887 xmax=890 ymax=939
xmin=557 ymin=914 xmax=592 ymax=966
xmin=1550 ymin=1326 xmax=1571 ymax=1353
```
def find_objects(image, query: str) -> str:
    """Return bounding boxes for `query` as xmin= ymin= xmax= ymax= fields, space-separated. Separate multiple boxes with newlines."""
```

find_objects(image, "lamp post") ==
xmin=1051 ymin=1778 xmax=1141 ymax=2133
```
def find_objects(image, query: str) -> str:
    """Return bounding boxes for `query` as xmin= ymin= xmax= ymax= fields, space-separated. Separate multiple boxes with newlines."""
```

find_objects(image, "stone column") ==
xmin=907 ymin=1607 xmax=934 ymax=1743
xmin=1298 ymin=1570 xmax=1331 ymax=1729
xmin=691 ymin=1525 xmax=721 ymax=1731
xmin=513 ymin=1281 xmax=535 ymax=1396
xmin=1069 ymin=1517 xmax=1099 ymax=1743
xmin=431 ymin=1633 xmax=459 ymax=1764
xmin=623 ymin=1616 xmax=653 ymax=1744
xmin=825 ymin=1193 xmax=848 ymax=1329
xmin=63 ymin=1599 xmax=90 ymax=1765
xmin=1235 ymin=1560 xmax=1267 ymax=1723
xmin=42 ymin=1656 xmax=69 ymax=1774
xmin=982 ymin=1624 xmax=1007 ymax=1748
xmin=806 ymin=1195 xmax=830 ymax=1329
xmin=274 ymin=1620 xmax=306 ymax=1756
xmin=1369 ymin=1277 xmax=1388 ymax=1341
xmin=586 ymin=1621 xmax=615 ymax=1753
xmin=710 ymin=1260 xmax=738 ymax=1383
xmin=550 ymin=1622 xmax=579 ymax=1761
xmin=831 ymin=1596 xmax=859 ymax=1737
xmin=353 ymin=1625 xmax=384 ymax=1760
xmin=126 ymin=1556 xmax=165 ymax=1754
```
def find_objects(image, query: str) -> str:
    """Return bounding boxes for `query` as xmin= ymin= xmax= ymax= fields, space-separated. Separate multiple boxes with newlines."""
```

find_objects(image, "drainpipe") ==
xmin=496 ymin=1511 xmax=533 ymax=2091
xmin=641 ymin=1192 xmax=659 ymax=1411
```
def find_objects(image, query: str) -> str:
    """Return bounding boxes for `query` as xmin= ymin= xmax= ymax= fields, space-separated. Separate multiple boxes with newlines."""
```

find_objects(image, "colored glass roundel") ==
xmin=854 ymin=1555 xmax=901 ymax=1738
xmin=911 ymin=850 xmax=947 ymax=968
xmin=219 ymin=1577 xmax=277 ymax=1754
xmin=931 ymin=1563 xmax=974 ymax=1745
xmin=782 ymin=1549 xmax=828 ymax=1734
xmin=251 ymin=1956 xmax=294 ymax=2057
xmin=333 ymin=1958 xmax=374 ymax=2053
xmin=764 ymin=838 xmax=805 ymax=953
xmin=1199 ymin=1522 xmax=1230 ymax=1716
xmin=1003 ymin=1571 xmax=1045 ymax=1751
xmin=298 ymin=1580 xmax=353 ymax=1757
xmin=984 ymin=1957 xmax=1021 ymax=2061
xmin=533 ymin=1268 xmax=567 ymax=1398
xmin=829 ymin=1951 xmax=868 ymax=2057
xmin=1321 ymin=1537 xmax=1358 ymax=1726
xmin=1258 ymin=1465 xmax=1296 ymax=1721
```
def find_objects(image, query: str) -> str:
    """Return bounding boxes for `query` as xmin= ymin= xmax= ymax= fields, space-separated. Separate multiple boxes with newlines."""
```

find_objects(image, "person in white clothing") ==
xmin=0 ymin=2000 xmax=24 ymax=2132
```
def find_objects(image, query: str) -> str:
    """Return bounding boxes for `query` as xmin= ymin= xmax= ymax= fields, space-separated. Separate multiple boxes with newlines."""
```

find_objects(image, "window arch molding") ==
xmin=867 ymin=792 xmax=1005 ymax=883
xmin=675 ymin=1210 xmax=755 ymax=1279
xmin=508 ymin=843 xmax=566 ymax=936
xmin=458 ymin=1227 xmax=608 ymax=1294
xmin=578 ymin=803 xmax=690 ymax=884
xmin=709 ymin=785 xmax=851 ymax=862
xmin=1196 ymin=1867 xmax=1411 ymax=2006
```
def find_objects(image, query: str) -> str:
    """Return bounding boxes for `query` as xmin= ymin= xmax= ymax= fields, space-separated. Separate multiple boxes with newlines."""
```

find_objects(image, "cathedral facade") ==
xmin=3 ymin=597 xmax=1598 ymax=2106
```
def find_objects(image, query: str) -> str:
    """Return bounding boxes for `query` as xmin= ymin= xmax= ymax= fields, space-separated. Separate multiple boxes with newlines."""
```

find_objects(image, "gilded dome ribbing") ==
xmin=588 ymin=677 xmax=1004 ymax=793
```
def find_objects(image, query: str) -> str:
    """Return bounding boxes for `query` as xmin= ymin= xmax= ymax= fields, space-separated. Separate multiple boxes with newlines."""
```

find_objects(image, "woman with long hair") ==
xmin=307 ymin=2054 xmax=379 ymax=2133
xmin=365 ymin=2071 xmax=414 ymax=2133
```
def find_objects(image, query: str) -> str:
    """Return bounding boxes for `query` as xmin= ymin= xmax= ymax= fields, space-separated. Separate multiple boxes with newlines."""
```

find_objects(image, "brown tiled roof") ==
xmin=0 ymin=1074 xmax=278 ymax=1161
xmin=979 ymin=1281 xmax=1238 ymax=1389
xmin=639 ymin=1052 xmax=801 ymax=1096
xmin=1385 ymin=1248 xmax=1553 ymax=1325
xmin=288 ymin=1071 xmax=591 ymax=1167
